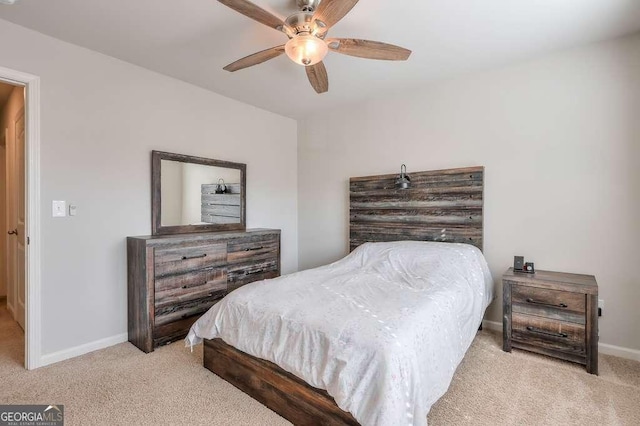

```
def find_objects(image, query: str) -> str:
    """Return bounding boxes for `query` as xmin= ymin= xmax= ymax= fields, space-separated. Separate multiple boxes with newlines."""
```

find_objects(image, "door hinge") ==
xmin=27 ymin=236 xmax=30 ymax=245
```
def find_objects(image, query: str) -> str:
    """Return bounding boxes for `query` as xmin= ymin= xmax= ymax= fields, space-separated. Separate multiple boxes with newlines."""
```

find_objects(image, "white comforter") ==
xmin=186 ymin=241 xmax=493 ymax=426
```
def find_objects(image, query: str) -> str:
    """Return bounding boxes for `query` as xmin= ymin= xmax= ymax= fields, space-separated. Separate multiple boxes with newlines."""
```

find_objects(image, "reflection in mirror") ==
xmin=161 ymin=160 xmax=242 ymax=227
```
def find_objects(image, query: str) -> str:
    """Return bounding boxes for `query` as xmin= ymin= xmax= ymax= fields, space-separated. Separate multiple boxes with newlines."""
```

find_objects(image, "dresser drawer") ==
xmin=154 ymin=243 xmax=226 ymax=277
xmin=154 ymin=293 xmax=223 ymax=327
xmin=155 ymin=268 xmax=227 ymax=309
xmin=228 ymin=259 xmax=279 ymax=292
xmin=227 ymin=235 xmax=279 ymax=264
xmin=512 ymin=313 xmax=585 ymax=356
xmin=153 ymin=316 xmax=198 ymax=348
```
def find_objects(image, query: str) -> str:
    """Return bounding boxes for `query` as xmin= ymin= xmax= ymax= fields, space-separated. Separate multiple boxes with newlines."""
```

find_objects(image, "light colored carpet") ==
xmin=1 ymin=301 xmax=639 ymax=425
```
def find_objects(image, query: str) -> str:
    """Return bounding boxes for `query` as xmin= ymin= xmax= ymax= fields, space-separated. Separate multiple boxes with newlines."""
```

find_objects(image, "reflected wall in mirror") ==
xmin=152 ymin=151 xmax=246 ymax=235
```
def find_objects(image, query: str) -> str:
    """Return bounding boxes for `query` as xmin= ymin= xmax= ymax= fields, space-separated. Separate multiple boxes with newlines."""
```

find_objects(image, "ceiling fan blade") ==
xmin=312 ymin=0 xmax=359 ymax=28
xmin=218 ymin=0 xmax=284 ymax=32
xmin=223 ymin=46 xmax=285 ymax=72
xmin=326 ymin=38 xmax=411 ymax=61
xmin=306 ymin=62 xmax=329 ymax=94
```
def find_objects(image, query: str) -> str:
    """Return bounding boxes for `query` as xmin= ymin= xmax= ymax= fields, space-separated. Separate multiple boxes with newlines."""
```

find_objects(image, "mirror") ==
xmin=151 ymin=151 xmax=246 ymax=235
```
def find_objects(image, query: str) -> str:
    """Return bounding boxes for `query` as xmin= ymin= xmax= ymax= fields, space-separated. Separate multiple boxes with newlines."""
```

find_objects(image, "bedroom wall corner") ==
xmin=297 ymin=32 xmax=640 ymax=354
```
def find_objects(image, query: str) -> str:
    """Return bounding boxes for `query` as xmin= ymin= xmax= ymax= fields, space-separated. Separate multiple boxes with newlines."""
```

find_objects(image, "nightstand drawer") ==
xmin=512 ymin=313 xmax=585 ymax=355
xmin=512 ymin=284 xmax=585 ymax=324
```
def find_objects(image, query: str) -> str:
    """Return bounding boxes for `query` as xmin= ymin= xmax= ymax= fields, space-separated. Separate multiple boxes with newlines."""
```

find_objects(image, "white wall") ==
xmin=298 ymin=33 xmax=640 ymax=351
xmin=0 ymin=19 xmax=298 ymax=357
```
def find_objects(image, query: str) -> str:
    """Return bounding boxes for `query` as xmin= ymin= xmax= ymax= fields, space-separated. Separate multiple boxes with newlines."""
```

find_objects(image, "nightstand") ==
xmin=502 ymin=268 xmax=598 ymax=374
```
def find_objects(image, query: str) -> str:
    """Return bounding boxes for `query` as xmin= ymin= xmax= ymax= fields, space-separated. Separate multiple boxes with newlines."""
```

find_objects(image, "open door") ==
xmin=6 ymin=105 xmax=25 ymax=330
xmin=15 ymin=107 xmax=26 ymax=330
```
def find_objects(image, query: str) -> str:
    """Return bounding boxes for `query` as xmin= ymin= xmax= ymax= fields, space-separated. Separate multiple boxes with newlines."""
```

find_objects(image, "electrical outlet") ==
xmin=598 ymin=299 xmax=604 ymax=317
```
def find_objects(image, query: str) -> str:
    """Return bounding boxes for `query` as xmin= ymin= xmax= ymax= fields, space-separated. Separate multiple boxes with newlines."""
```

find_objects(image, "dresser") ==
xmin=502 ymin=268 xmax=598 ymax=374
xmin=127 ymin=229 xmax=281 ymax=353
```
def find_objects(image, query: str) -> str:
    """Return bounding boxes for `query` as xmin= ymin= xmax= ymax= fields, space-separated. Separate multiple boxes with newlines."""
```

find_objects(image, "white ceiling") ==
xmin=1 ymin=0 xmax=640 ymax=118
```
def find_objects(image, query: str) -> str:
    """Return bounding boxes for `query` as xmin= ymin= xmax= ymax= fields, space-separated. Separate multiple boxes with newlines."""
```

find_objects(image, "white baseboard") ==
xmin=482 ymin=319 xmax=502 ymax=332
xmin=481 ymin=319 xmax=640 ymax=362
xmin=39 ymin=333 xmax=128 ymax=368
xmin=599 ymin=342 xmax=640 ymax=361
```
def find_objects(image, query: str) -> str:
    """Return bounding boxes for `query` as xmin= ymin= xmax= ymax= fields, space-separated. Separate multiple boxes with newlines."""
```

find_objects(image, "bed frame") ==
xmin=203 ymin=166 xmax=484 ymax=425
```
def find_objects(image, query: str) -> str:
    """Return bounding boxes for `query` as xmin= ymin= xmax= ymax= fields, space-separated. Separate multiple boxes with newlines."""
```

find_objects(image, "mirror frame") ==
xmin=151 ymin=150 xmax=247 ymax=235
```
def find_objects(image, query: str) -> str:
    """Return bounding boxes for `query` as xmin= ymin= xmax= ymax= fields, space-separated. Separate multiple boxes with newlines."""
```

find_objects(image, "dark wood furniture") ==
xmin=349 ymin=166 xmax=484 ymax=251
xmin=202 ymin=166 xmax=486 ymax=425
xmin=205 ymin=338 xmax=358 ymax=425
xmin=151 ymin=150 xmax=247 ymax=235
xmin=127 ymin=229 xmax=280 ymax=353
xmin=502 ymin=268 xmax=598 ymax=374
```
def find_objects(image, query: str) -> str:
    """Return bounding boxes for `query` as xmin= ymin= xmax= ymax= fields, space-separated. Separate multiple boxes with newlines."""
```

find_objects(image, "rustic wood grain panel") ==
xmin=228 ymin=270 xmax=280 ymax=292
xmin=204 ymin=338 xmax=359 ymax=426
xmin=200 ymin=215 xmax=241 ymax=224
xmin=155 ymin=268 xmax=227 ymax=308
xmin=127 ymin=238 xmax=154 ymax=353
xmin=511 ymin=284 xmax=586 ymax=324
xmin=155 ymin=293 xmax=225 ymax=326
xmin=201 ymin=204 xmax=242 ymax=216
xmin=349 ymin=166 xmax=484 ymax=251
xmin=153 ymin=315 xmax=200 ymax=348
xmin=202 ymin=183 xmax=242 ymax=195
xmin=201 ymin=194 xmax=242 ymax=205
xmin=512 ymin=313 xmax=586 ymax=357
xmin=154 ymin=243 xmax=227 ymax=277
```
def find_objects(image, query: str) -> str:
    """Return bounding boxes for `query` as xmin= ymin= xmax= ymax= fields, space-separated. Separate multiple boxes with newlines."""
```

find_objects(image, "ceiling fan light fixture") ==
xmin=285 ymin=34 xmax=328 ymax=66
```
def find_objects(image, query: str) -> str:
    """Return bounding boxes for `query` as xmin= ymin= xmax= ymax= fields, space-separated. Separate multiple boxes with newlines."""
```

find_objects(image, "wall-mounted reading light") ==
xmin=396 ymin=164 xmax=411 ymax=189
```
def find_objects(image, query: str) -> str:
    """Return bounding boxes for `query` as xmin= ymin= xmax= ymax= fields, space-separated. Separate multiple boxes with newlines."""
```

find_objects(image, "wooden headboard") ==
xmin=349 ymin=166 xmax=484 ymax=252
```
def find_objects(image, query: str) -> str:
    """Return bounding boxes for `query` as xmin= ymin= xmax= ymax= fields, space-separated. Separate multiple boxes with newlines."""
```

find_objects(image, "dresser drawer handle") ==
xmin=181 ymin=254 xmax=207 ymax=260
xmin=181 ymin=282 xmax=208 ymax=289
xmin=526 ymin=298 xmax=568 ymax=309
xmin=244 ymin=270 xmax=262 ymax=276
xmin=526 ymin=326 xmax=568 ymax=339
xmin=244 ymin=246 xmax=264 ymax=252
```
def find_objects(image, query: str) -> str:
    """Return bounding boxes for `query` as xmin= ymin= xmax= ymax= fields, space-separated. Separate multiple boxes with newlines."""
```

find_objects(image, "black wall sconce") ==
xmin=395 ymin=164 xmax=411 ymax=189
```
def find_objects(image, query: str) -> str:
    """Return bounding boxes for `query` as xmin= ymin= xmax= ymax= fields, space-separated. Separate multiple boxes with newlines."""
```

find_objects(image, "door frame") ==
xmin=0 ymin=66 xmax=41 ymax=370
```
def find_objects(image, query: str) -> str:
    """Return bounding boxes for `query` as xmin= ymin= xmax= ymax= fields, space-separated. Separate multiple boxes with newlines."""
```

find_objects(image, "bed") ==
xmin=187 ymin=166 xmax=491 ymax=426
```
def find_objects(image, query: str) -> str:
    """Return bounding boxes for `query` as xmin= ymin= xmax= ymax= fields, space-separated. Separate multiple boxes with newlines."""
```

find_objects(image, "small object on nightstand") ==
xmin=513 ymin=256 xmax=524 ymax=271
xmin=502 ymin=268 xmax=599 ymax=374
xmin=513 ymin=255 xmax=535 ymax=274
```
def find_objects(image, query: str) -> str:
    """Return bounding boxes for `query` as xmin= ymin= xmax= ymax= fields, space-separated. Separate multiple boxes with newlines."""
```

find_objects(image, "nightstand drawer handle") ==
xmin=526 ymin=326 xmax=568 ymax=339
xmin=526 ymin=298 xmax=568 ymax=309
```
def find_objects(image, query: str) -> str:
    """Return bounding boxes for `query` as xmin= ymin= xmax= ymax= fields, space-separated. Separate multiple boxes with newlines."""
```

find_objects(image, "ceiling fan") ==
xmin=218 ymin=0 xmax=412 ymax=94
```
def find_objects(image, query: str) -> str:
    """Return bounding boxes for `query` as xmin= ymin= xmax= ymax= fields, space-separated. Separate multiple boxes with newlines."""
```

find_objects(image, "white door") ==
xmin=15 ymin=108 xmax=26 ymax=330
xmin=7 ymin=107 xmax=25 ymax=330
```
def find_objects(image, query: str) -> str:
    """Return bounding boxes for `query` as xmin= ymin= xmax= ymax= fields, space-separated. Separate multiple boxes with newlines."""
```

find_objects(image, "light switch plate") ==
xmin=69 ymin=204 xmax=77 ymax=216
xmin=52 ymin=200 xmax=66 ymax=217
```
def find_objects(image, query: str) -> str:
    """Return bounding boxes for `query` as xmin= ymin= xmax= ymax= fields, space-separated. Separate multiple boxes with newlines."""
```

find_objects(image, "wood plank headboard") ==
xmin=349 ymin=166 xmax=484 ymax=252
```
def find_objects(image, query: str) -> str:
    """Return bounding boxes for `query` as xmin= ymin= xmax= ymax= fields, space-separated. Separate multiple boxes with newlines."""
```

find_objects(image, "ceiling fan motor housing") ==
xmin=296 ymin=0 xmax=321 ymax=12
xmin=285 ymin=12 xmax=315 ymax=35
